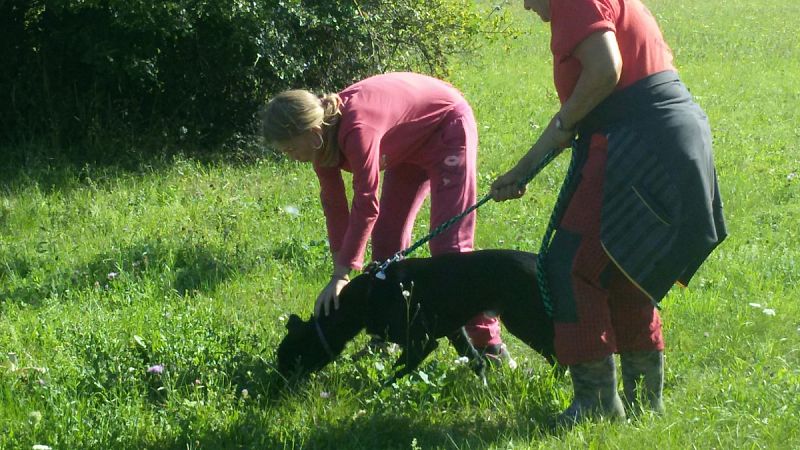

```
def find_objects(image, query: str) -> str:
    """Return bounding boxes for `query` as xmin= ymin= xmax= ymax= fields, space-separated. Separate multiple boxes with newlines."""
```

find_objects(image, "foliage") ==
xmin=1 ymin=0 xmax=799 ymax=448
xmin=0 ymin=0 xmax=498 ymax=158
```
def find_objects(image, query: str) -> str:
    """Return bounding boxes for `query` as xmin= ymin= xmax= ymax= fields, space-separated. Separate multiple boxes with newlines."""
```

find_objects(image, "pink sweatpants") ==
xmin=370 ymin=103 xmax=502 ymax=348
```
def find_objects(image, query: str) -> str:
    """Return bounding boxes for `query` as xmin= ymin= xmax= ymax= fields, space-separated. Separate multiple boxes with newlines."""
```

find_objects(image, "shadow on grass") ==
xmin=193 ymin=360 xmax=562 ymax=449
xmin=0 ymin=238 xmax=245 ymax=310
xmin=0 ymin=140 xmax=278 ymax=195
xmin=1 ymin=144 xmax=175 ymax=195
xmin=135 ymin=400 xmax=561 ymax=450
xmin=302 ymin=411 xmax=560 ymax=449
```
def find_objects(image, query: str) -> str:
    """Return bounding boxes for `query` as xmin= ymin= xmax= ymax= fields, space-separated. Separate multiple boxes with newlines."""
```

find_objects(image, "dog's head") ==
xmin=276 ymin=274 xmax=376 ymax=378
xmin=276 ymin=314 xmax=334 ymax=377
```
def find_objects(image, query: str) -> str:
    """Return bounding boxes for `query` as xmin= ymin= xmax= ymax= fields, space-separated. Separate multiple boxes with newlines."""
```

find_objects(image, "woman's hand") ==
xmin=314 ymin=276 xmax=349 ymax=317
xmin=491 ymin=114 xmax=577 ymax=202
xmin=491 ymin=166 xmax=528 ymax=201
xmin=315 ymin=259 xmax=351 ymax=317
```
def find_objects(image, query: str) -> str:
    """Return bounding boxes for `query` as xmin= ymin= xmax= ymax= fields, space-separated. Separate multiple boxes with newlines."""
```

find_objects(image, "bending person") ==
xmin=264 ymin=72 xmax=514 ymax=365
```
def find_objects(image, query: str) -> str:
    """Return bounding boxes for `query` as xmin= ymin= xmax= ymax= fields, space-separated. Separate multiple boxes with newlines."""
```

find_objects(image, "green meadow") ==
xmin=1 ymin=0 xmax=798 ymax=448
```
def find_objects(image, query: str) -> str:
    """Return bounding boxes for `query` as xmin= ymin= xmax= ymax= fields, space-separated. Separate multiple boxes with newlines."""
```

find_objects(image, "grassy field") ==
xmin=1 ymin=0 xmax=799 ymax=448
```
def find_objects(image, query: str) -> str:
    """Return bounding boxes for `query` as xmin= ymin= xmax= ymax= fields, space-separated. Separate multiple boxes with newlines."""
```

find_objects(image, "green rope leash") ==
xmin=372 ymin=143 xmax=583 ymax=320
xmin=534 ymin=145 xmax=583 ymax=318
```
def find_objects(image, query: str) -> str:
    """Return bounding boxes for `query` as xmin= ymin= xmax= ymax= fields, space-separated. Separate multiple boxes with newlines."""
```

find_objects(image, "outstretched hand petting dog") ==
xmin=314 ymin=275 xmax=349 ymax=317
xmin=314 ymin=256 xmax=352 ymax=317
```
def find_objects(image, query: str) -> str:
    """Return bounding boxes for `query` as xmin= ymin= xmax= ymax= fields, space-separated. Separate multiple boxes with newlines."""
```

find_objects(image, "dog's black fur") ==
xmin=277 ymin=249 xmax=556 ymax=383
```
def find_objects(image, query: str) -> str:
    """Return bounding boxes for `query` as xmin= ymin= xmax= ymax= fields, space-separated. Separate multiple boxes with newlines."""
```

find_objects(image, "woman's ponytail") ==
xmin=317 ymin=93 xmax=343 ymax=167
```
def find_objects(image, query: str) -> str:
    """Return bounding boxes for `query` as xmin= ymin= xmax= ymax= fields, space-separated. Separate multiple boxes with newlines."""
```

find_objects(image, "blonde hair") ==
xmin=261 ymin=89 xmax=342 ymax=167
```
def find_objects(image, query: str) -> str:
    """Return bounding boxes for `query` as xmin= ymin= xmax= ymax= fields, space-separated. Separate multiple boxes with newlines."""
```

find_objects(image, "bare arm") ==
xmin=491 ymin=30 xmax=622 ymax=201
xmin=557 ymin=30 xmax=622 ymax=131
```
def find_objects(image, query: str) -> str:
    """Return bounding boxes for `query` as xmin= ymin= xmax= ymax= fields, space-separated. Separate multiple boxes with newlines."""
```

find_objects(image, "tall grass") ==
xmin=1 ymin=0 xmax=798 ymax=448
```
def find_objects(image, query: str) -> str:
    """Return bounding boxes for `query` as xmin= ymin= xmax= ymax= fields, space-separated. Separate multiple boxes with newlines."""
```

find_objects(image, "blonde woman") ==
xmin=263 ymin=72 xmax=513 ymax=364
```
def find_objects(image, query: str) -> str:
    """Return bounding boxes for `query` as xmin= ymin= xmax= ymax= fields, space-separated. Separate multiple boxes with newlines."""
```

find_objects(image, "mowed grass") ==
xmin=1 ymin=0 xmax=799 ymax=448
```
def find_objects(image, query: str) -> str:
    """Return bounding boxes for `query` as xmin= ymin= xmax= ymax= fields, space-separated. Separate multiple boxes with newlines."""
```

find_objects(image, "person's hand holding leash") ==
xmin=491 ymin=113 xmax=574 ymax=202
xmin=491 ymin=166 xmax=529 ymax=201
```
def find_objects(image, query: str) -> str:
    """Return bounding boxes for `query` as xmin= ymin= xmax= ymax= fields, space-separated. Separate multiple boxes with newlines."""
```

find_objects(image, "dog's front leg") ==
xmin=383 ymin=339 xmax=439 ymax=386
xmin=447 ymin=327 xmax=487 ymax=385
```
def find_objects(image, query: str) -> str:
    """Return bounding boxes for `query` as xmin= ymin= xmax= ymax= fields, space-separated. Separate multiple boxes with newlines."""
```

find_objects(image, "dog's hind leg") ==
xmin=447 ymin=327 xmax=476 ymax=358
xmin=447 ymin=327 xmax=487 ymax=384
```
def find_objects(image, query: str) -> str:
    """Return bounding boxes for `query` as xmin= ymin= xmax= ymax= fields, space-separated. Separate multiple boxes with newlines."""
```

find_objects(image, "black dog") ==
xmin=277 ymin=249 xmax=556 ymax=383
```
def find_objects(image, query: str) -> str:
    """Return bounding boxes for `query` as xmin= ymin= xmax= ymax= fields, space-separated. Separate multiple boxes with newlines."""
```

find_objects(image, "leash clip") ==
xmin=372 ymin=252 xmax=404 ymax=280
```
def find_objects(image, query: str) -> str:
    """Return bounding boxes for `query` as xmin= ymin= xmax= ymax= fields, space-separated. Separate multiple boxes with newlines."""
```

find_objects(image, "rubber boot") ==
xmin=555 ymin=354 xmax=626 ymax=427
xmin=620 ymin=350 xmax=665 ymax=414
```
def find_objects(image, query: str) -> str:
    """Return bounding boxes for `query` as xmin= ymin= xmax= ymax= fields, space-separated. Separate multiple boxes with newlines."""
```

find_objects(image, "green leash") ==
xmin=373 ymin=145 xmax=582 ymax=321
xmin=534 ymin=146 xmax=584 ymax=318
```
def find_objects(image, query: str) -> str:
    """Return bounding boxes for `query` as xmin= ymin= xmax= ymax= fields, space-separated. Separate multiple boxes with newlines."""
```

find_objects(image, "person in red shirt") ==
xmin=263 ymin=72 xmax=514 ymax=366
xmin=492 ymin=0 xmax=726 ymax=425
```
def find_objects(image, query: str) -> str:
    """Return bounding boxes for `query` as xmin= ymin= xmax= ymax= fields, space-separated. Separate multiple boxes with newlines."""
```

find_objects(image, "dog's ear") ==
xmin=286 ymin=314 xmax=304 ymax=331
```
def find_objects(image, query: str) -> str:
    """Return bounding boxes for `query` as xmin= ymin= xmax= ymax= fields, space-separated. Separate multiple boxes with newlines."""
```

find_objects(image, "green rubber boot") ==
xmin=555 ymin=354 xmax=626 ymax=427
xmin=620 ymin=350 xmax=665 ymax=414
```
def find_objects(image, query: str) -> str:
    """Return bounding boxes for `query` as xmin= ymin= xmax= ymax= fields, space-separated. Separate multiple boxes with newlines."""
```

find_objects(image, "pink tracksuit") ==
xmin=313 ymin=72 xmax=501 ymax=347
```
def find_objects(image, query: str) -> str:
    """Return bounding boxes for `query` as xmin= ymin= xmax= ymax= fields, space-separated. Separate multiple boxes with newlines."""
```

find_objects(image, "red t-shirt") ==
xmin=550 ymin=0 xmax=675 ymax=102
xmin=314 ymin=72 xmax=467 ymax=270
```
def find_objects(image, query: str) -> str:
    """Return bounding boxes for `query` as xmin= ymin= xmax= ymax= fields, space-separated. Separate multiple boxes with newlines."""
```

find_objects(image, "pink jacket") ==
xmin=314 ymin=72 xmax=468 ymax=270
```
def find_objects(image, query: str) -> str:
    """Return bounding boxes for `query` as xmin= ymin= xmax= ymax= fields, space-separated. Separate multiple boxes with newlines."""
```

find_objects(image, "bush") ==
xmin=0 ymin=0 xmax=500 ymax=158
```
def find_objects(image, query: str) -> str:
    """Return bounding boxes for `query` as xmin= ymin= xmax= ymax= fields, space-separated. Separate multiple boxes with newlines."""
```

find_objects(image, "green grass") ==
xmin=2 ymin=0 xmax=799 ymax=448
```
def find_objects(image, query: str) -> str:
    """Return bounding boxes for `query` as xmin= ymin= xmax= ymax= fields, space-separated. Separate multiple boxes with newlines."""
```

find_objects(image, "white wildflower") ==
xmin=418 ymin=371 xmax=431 ymax=384
xmin=748 ymin=303 xmax=762 ymax=308
xmin=28 ymin=411 xmax=42 ymax=425
xmin=284 ymin=205 xmax=300 ymax=217
xmin=762 ymin=308 xmax=776 ymax=316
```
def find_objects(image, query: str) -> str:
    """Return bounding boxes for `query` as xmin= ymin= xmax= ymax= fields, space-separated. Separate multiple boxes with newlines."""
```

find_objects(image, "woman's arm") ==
xmin=491 ymin=30 xmax=622 ymax=201
xmin=556 ymin=30 xmax=622 ymax=132
xmin=315 ymin=166 xmax=350 ymax=253
xmin=334 ymin=126 xmax=381 ymax=270
xmin=316 ymin=126 xmax=381 ymax=316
